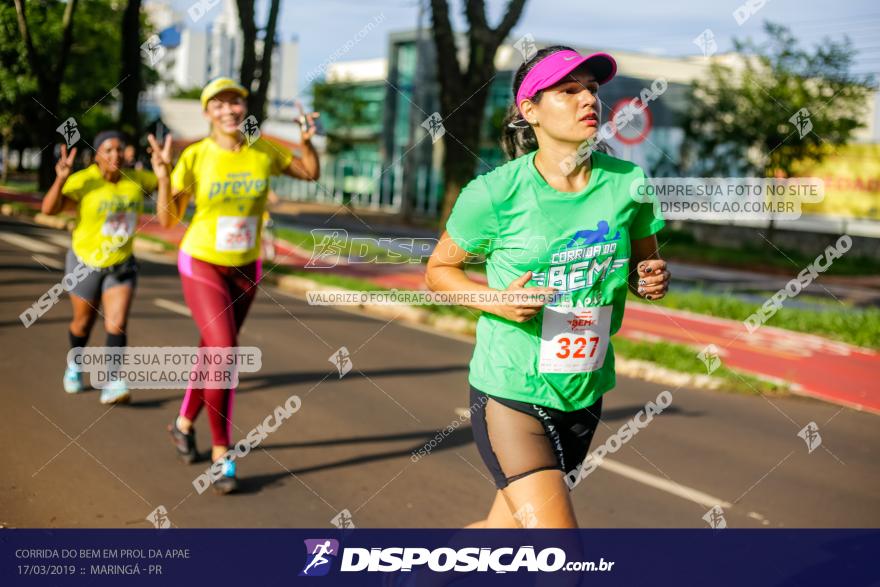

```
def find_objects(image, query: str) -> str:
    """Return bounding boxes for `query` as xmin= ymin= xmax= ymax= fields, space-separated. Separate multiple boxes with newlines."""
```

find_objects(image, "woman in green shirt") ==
xmin=426 ymin=46 xmax=670 ymax=528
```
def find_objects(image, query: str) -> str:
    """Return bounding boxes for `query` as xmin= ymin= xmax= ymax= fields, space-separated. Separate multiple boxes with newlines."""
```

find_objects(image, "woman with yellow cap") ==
xmin=149 ymin=77 xmax=320 ymax=494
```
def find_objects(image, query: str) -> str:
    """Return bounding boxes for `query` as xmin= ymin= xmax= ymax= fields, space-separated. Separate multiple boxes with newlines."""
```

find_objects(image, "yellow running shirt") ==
xmin=62 ymin=164 xmax=157 ymax=268
xmin=170 ymin=137 xmax=292 ymax=266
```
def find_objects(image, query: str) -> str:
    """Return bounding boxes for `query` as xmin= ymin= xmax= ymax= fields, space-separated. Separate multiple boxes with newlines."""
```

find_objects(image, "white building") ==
xmin=145 ymin=0 xmax=299 ymax=120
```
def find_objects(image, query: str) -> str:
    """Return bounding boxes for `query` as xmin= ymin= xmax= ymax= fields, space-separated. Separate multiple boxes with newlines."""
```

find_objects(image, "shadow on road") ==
xmin=121 ymin=364 xmax=469 ymax=409
xmin=238 ymin=425 xmax=474 ymax=494
xmin=235 ymin=402 xmax=703 ymax=494
xmin=600 ymin=404 xmax=701 ymax=421
xmin=236 ymin=364 xmax=469 ymax=394
xmin=0 ymin=311 xmax=192 ymax=330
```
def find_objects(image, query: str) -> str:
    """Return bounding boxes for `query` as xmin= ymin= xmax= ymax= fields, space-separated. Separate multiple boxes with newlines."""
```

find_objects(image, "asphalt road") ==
xmin=1 ymin=216 xmax=877 ymax=529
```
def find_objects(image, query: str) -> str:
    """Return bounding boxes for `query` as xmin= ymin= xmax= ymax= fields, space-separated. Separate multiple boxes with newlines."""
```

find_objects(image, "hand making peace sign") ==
xmin=147 ymin=133 xmax=174 ymax=179
xmin=295 ymin=100 xmax=321 ymax=142
xmin=55 ymin=144 xmax=77 ymax=181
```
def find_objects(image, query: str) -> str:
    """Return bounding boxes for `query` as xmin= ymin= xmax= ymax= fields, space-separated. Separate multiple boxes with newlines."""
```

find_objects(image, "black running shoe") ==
xmin=167 ymin=422 xmax=198 ymax=464
xmin=212 ymin=458 xmax=238 ymax=495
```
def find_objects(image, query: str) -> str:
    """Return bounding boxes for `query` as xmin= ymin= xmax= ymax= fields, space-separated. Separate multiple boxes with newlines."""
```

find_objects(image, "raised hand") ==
xmin=295 ymin=100 xmax=321 ymax=142
xmin=147 ymin=133 xmax=173 ymax=179
xmin=55 ymin=144 xmax=77 ymax=181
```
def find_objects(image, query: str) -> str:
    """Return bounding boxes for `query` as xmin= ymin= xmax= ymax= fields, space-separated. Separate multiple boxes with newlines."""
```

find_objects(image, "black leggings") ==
xmin=470 ymin=386 xmax=603 ymax=490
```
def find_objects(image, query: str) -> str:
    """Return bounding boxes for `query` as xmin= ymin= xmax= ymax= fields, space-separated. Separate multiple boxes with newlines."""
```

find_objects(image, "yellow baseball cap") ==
xmin=200 ymin=77 xmax=248 ymax=110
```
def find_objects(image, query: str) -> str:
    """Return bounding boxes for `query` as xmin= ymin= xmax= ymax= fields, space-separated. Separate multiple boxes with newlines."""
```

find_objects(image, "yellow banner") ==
xmin=793 ymin=144 xmax=880 ymax=220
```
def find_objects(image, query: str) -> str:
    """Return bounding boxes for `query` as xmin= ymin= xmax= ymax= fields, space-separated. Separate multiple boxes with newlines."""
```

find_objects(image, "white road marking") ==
xmin=135 ymin=250 xmax=177 ymax=265
xmin=44 ymin=234 xmax=71 ymax=248
xmin=154 ymin=298 xmax=191 ymax=317
xmin=600 ymin=458 xmax=733 ymax=509
xmin=32 ymin=254 xmax=64 ymax=270
xmin=0 ymin=233 xmax=61 ymax=254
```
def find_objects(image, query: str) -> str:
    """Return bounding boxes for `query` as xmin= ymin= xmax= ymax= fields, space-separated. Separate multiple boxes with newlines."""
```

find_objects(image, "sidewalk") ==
xmin=3 ymin=189 xmax=879 ymax=414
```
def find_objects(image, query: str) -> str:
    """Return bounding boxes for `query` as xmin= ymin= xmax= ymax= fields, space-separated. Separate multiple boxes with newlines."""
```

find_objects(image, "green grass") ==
xmin=612 ymin=337 xmax=790 ymax=395
xmin=659 ymin=227 xmax=880 ymax=276
xmin=632 ymin=289 xmax=880 ymax=349
xmin=273 ymin=226 xmax=421 ymax=265
xmin=135 ymin=234 xmax=176 ymax=252
xmin=0 ymin=179 xmax=38 ymax=193
xmin=749 ymin=290 xmax=854 ymax=309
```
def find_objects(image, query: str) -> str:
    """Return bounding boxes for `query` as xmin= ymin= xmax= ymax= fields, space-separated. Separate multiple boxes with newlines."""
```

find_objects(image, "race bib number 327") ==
xmin=539 ymin=305 xmax=612 ymax=374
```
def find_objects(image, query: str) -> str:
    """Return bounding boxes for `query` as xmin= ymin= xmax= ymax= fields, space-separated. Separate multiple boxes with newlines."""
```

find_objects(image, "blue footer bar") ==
xmin=2 ymin=529 xmax=878 ymax=586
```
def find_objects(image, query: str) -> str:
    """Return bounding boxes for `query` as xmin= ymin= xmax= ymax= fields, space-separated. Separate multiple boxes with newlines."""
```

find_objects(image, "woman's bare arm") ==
xmin=41 ymin=144 xmax=77 ymax=216
xmin=426 ymin=232 xmax=556 ymax=323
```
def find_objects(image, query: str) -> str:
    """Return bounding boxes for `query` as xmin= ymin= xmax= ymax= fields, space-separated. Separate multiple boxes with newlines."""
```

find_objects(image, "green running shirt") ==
xmin=446 ymin=150 xmax=664 ymax=411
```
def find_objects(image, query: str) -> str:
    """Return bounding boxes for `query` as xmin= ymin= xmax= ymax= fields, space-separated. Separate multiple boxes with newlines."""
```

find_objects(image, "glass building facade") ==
xmin=316 ymin=31 xmax=692 ymax=216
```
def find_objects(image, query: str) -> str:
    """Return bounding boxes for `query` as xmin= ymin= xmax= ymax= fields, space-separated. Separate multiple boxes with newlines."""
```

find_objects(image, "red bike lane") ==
xmin=617 ymin=304 xmax=880 ymax=415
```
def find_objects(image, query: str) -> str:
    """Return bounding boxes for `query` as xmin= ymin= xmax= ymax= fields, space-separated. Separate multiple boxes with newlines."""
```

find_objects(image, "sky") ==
xmin=162 ymin=0 xmax=880 ymax=94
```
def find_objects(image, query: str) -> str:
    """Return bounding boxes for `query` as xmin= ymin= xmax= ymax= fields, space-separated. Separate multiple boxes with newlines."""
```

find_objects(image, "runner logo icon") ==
xmin=564 ymin=220 xmax=620 ymax=248
xmin=300 ymin=539 xmax=339 ymax=577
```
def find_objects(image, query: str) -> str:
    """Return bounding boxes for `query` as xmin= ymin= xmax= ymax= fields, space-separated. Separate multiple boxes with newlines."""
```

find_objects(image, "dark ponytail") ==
xmin=501 ymin=44 xmax=611 ymax=160
xmin=501 ymin=102 xmax=539 ymax=160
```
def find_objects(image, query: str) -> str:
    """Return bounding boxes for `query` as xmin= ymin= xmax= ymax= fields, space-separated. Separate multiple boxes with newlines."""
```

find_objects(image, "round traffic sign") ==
xmin=610 ymin=98 xmax=654 ymax=145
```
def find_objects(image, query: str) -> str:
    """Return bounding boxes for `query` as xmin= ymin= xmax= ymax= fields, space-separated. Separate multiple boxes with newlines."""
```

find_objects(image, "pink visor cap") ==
xmin=516 ymin=50 xmax=617 ymax=115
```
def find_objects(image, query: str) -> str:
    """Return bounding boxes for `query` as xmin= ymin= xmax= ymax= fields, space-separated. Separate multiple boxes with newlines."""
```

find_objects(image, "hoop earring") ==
xmin=507 ymin=117 xmax=531 ymax=129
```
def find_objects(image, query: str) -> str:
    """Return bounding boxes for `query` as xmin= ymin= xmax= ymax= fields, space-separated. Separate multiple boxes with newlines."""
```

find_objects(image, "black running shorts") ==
xmin=469 ymin=385 xmax=603 ymax=490
xmin=64 ymin=249 xmax=138 ymax=302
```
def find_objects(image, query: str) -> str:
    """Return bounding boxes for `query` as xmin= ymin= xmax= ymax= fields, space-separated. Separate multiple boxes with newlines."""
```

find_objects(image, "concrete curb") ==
xmin=269 ymin=273 xmax=477 ymax=337
xmin=615 ymin=358 xmax=727 ymax=392
xmin=34 ymin=212 xmax=76 ymax=232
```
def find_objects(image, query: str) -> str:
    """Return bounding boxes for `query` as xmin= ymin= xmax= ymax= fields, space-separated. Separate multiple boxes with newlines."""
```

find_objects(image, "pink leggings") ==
xmin=177 ymin=251 xmax=262 ymax=447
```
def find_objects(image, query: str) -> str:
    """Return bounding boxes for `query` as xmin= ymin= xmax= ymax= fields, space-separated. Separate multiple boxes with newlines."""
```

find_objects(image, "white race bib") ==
xmin=539 ymin=305 xmax=612 ymax=373
xmin=216 ymin=216 xmax=257 ymax=252
xmin=101 ymin=212 xmax=137 ymax=239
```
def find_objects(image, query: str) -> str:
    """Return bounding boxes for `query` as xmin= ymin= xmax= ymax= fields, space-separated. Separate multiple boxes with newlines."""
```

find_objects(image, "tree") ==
xmin=13 ymin=0 xmax=79 ymax=190
xmin=5 ymin=0 xmax=128 ymax=189
xmin=428 ymin=0 xmax=527 ymax=226
xmin=236 ymin=0 xmax=281 ymax=123
xmin=311 ymin=80 xmax=373 ymax=156
xmin=682 ymin=21 xmax=874 ymax=179
xmin=0 ymin=5 xmax=35 ymax=182
xmin=173 ymin=87 xmax=204 ymax=100
xmin=119 ymin=0 xmax=143 ymax=148
xmin=118 ymin=1 xmax=160 ymax=155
